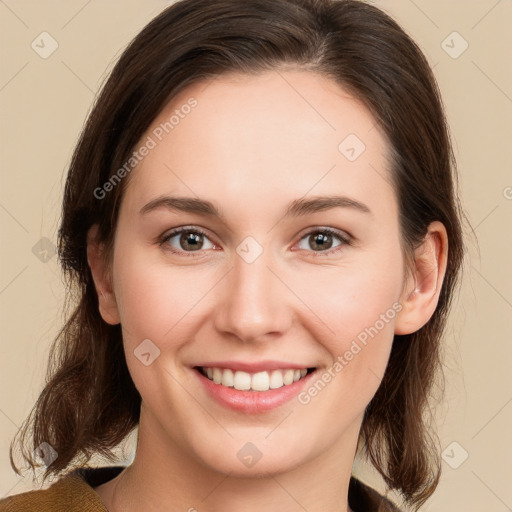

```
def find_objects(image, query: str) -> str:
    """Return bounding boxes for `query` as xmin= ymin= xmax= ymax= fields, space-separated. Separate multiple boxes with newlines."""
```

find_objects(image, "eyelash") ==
xmin=159 ymin=226 xmax=353 ymax=259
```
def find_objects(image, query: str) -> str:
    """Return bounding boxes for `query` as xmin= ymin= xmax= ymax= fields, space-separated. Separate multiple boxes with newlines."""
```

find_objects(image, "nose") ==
xmin=213 ymin=248 xmax=293 ymax=343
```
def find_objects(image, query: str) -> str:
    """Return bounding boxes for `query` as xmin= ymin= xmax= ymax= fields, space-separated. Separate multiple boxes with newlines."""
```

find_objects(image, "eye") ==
xmin=296 ymin=227 xmax=352 ymax=256
xmin=159 ymin=226 xmax=217 ymax=257
xmin=159 ymin=225 xmax=353 ymax=258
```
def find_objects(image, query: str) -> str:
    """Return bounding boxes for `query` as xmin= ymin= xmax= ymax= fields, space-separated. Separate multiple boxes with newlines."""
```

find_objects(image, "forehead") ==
xmin=121 ymin=69 xmax=394 ymax=220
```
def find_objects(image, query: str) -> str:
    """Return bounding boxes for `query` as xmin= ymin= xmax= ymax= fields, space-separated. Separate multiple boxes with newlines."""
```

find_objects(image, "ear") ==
xmin=87 ymin=224 xmax=120 ymax=325
xmin=394 ymin=221 xmax=448 ymax=335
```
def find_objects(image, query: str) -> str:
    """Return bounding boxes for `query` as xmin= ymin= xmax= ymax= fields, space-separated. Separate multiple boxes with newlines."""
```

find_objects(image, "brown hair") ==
xmin=10 ymin=0 xmax=464 ymax=509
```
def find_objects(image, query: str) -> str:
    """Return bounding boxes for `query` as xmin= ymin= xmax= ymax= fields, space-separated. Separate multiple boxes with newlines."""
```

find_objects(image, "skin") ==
xmin=87 ymin=69 xmax=448 ymax=512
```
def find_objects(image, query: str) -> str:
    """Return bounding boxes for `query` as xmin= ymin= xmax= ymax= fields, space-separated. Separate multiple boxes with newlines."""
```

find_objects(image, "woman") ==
xmin=2 ymin=0 xmax=464 ymax=510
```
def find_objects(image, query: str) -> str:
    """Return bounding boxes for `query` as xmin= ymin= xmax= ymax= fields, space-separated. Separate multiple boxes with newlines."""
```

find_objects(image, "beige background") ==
xmin=1 ymin=1 xmax=511 ymax=510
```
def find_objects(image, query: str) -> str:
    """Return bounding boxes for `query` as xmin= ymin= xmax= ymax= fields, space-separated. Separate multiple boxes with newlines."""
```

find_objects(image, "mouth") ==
xmin=195 ymin=366 xmax=315 ymax=392
xmin=192 ymin=364 xmax=317 ymax=413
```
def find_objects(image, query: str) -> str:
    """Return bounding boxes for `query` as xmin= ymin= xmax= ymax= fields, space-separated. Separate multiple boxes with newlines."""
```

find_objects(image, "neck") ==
xmin=106 ymin=405 xmax=360 ymax=512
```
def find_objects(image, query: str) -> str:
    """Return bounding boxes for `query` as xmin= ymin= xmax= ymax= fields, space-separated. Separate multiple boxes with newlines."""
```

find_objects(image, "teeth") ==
xmin=201 ymin=367 xmax=311 ymax=391
xmin=221 ymin=368 xmax=234 ymax=387
xmin=251 ymin=371 xmax=270 ymax=391
xmin=233 ymin=371 xmax=251 ymax=390
xmin=283 ymin=369 xmax=294 ymax=385
xmin=213 ymin=368 xmax=222 ymax=384
xmin=269 ymin=370 xmax=283 ymax=389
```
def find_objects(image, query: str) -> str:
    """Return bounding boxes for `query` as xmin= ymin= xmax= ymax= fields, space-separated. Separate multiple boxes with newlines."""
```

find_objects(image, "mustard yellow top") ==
xmin=0 ymin=466 xmax=401 ymax=511
xmin=0 ymin=466 xmax=118 ymax=512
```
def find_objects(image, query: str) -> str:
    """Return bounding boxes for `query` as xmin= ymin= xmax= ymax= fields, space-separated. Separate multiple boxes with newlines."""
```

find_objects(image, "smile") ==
xmin=193 ymin=363 xmax=317 ymax=413
xmin=198 ymin=367 xmax=310 ymax=392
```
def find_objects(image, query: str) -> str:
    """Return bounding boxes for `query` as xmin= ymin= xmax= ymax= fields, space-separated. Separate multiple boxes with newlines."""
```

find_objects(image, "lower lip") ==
xmin=194 ymin=369 xmax=315 ymax=413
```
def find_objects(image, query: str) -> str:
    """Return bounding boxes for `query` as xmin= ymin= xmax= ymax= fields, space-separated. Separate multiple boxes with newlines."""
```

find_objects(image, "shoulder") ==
xmin=0 ymin=468 xmax=118 ymax=512
xmin=349 ymin=476 xmax=402 ymax=512
xmin=1 ymin=468 xmax=398 ymax=512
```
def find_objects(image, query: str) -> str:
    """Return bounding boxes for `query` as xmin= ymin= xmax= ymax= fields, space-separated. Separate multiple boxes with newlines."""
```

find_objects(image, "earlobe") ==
xmin=86 ymin=224 xmax=121 ymax=325
xmin=394 ymin=221 xmax=448 ymax=335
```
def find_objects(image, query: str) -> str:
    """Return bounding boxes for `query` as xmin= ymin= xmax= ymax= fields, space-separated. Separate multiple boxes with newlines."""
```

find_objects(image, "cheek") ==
xmin=297 ymin=283 xmax=400 ymax=431
xmin=296 ymin=252 xmax=404 ymax=350
xmin=112 ymin=249 xmax=214 ymax=346
xmin=112 ymin=251 xmax=206 ymax=424
xmin=293 ymin=249 xmax=404 ymax=407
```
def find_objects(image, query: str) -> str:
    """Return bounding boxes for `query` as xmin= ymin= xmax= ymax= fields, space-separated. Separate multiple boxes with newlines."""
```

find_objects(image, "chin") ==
xmin=186 ymin=432 xmax=315 ymax=477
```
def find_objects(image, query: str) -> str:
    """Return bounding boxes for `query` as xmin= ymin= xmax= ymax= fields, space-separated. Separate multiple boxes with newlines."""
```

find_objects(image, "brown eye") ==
xmin=179 ymin=231 xmax=204 ymax=251
xmin=161 ymin=227 xmax=216 ymax=255
xmin=296 ymin=228 xmax=351 ymax=255
xmin=308 ymin=232 xmax=335 ymax=251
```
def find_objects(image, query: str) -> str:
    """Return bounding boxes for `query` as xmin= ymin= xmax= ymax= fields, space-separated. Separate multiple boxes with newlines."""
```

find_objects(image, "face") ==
xmin=92 ymin=70 xmax=413 ymax=476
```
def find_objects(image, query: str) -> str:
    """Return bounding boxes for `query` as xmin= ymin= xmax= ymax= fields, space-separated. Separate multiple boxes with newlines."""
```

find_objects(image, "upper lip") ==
xmin=194 ymin=360 xmax=314 ymax=373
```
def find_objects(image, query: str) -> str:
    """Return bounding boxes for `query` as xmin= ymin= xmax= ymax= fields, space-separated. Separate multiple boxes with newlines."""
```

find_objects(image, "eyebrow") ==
xmin=139 ymin=194 xmax=372 ymax=220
